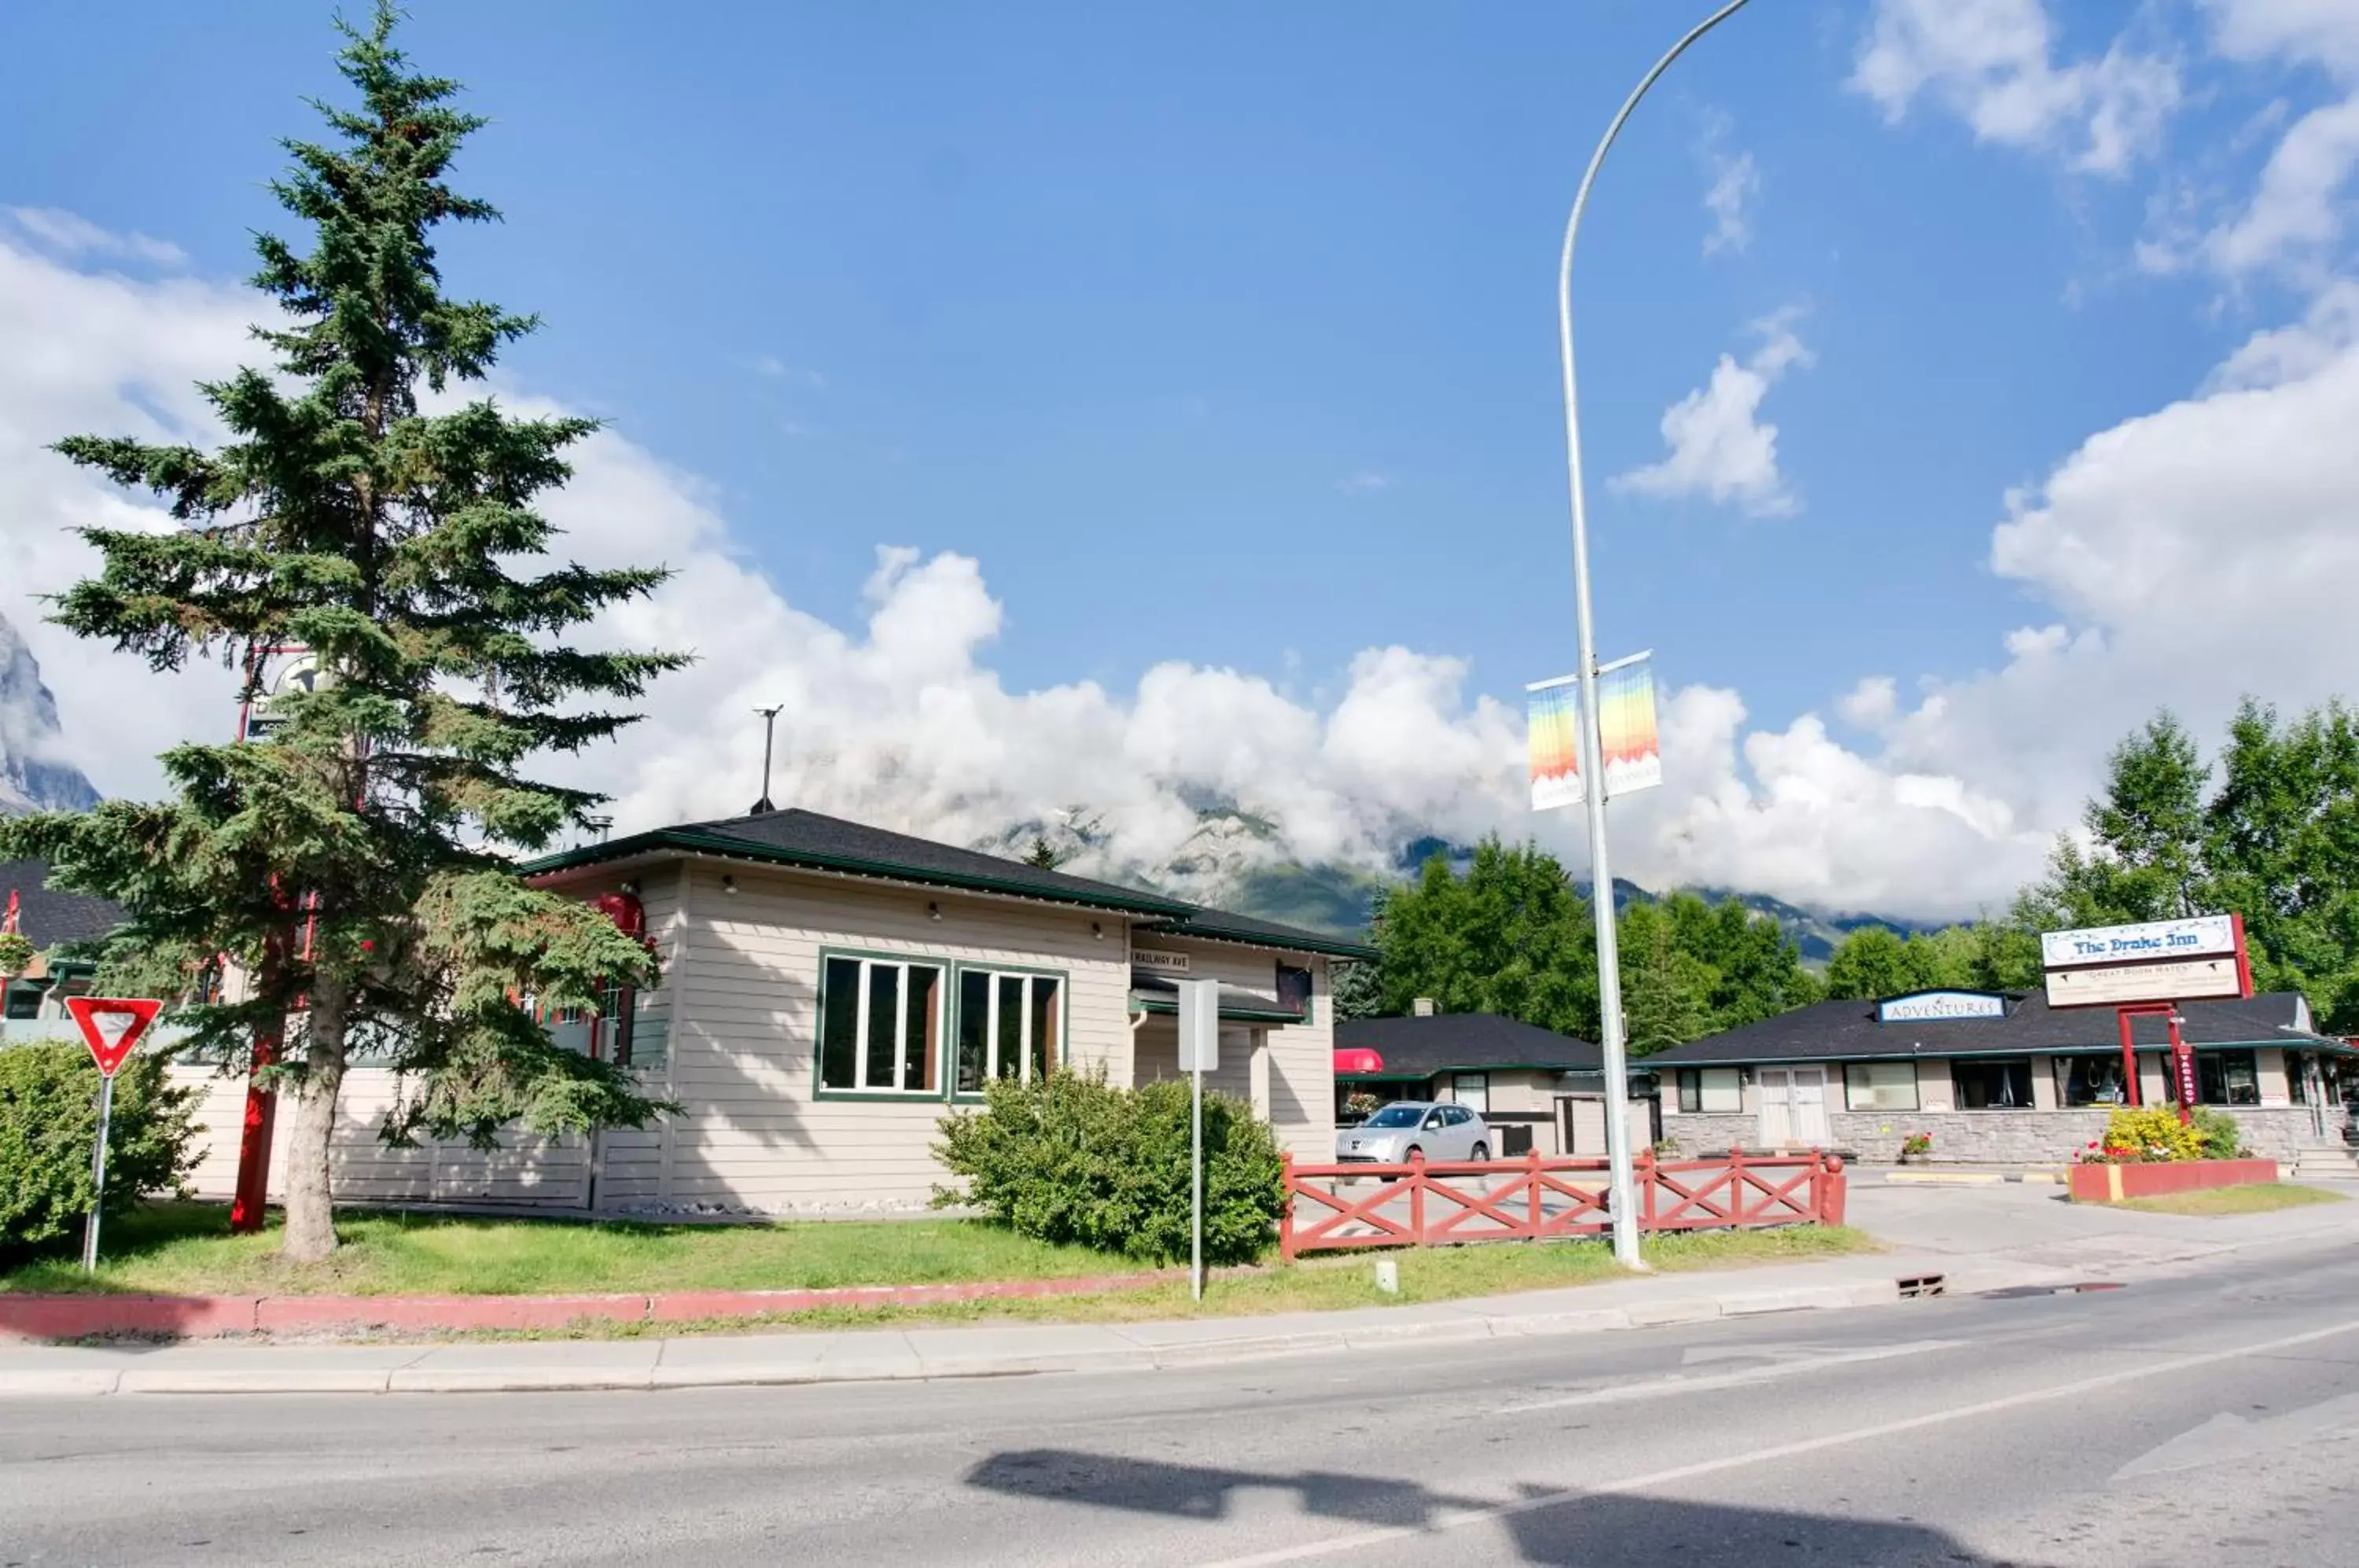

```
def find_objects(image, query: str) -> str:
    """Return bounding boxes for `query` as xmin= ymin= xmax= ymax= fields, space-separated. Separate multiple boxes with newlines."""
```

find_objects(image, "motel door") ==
xmin=1757 ymin=1066 xmax=1831 ymax=1150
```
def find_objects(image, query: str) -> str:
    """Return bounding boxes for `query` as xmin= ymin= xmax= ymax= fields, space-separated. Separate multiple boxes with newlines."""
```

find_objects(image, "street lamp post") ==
xmin=1557 ymin=0 xmax=1757 ymax=1269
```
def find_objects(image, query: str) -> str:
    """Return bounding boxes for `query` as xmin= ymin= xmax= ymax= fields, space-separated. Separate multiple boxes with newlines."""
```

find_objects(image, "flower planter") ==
xmin=2068 ymin=1158 xmax=2280 ymax=1204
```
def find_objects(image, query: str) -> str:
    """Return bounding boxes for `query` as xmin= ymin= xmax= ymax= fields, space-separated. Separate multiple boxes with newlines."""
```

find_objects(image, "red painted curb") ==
xmin=648 ymin=1271 xmax=1173 ymax=1323
xmin=254 ymin=1294 xmax=648 ymax=1334
xmin=1 ymin=1270 xmax=1182 ymax=1342
xmin=0 ymin=1294 xmax=259 ymax=1340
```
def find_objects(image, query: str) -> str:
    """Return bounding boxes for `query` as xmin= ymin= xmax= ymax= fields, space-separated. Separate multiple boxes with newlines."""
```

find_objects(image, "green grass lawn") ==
xmin=491 ymin=1224 xmax=1882 ymax=1338
xmin=1 ymin=1202 xmax=1132 ymax=1298
xmin=2113 ymin=1183 xmax=2347 ymax=1217
xmin=2 ymin=1202 xmax=1876 ymax=1334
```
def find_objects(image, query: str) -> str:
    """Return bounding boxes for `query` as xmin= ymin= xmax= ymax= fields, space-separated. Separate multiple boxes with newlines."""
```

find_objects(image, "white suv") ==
xmin=1334 ymin=1101 xmax=1491 ymax=1164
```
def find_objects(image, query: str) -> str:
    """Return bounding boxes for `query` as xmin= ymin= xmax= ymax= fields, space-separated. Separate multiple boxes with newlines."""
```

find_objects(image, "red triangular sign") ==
xmin=66 ymin=996 xmax=163 ymax=1078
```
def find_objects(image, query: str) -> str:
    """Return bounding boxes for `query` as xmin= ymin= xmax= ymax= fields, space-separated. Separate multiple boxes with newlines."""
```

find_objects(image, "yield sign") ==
xmin=66 ymin=996 xmax=164 ymax=1078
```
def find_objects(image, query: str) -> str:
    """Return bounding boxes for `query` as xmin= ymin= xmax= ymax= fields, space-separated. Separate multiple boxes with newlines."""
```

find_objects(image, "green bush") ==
xmin=934 ymin=1070 xmax=1284 ymax=1267
xmin=0 ymin=1044 xmax=203 ymax=1255
xmin=2190 ymin=1106 xmax=2248 ymax=1161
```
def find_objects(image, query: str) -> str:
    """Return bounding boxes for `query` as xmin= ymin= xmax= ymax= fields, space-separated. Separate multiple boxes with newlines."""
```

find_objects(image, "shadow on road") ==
xmin=966 ymin=1448 xmax=2041 ymax=1566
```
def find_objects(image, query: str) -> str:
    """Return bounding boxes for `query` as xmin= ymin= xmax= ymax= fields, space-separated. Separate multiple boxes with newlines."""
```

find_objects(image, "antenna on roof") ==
xmin=752 ymin=704 xmax=784 ymax=815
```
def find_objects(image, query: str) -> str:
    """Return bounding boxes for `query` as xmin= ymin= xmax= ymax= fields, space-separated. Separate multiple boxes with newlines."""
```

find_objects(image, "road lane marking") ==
xmin=1198 ymin=1315 xmax=2359 ymax=1567
xmin=1498 ymin=1340 xmax=1963 ymax=1413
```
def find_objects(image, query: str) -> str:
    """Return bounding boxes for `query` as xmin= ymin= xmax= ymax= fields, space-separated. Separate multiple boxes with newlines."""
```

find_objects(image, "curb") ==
xmin=0 ymin=1269 xmax=1177 ymax=1344
xmin=0 ymin=1272 xmax=1956 ymax=1399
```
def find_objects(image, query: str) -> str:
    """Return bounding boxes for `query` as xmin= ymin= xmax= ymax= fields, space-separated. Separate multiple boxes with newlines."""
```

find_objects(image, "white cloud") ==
xmin=1612 ymin=311 xmax=1812 ymax=517
xmin=13 ymin=208 xmax=2359 ymax=923
xmin=1335 ymin=469 xmax=1396 ymax=495
xmin=1702 ymin=149 xmax=1759 ymax=256
xmin=4 ymin=207 xmax=186 ymax=267
xmin=1851 ymin=0 xmax=2181 ymax=175
xmin=1837 ymin=676 xmax=1898 ymax=731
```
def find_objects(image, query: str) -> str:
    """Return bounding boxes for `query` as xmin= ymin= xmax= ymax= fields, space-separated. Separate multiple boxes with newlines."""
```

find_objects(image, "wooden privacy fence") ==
xmin=1279 ymin=1149 xmax=1846 ymax=1261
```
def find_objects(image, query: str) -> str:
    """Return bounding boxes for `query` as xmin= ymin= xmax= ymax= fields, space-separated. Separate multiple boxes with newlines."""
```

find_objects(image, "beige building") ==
xmin=164 ymin=809 xmax=1365 ymax=1216
xmin=1332 ymin=1012 xmax=1653 ymax=1160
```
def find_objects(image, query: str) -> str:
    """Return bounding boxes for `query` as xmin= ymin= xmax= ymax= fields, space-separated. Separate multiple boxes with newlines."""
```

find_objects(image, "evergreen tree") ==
xmin=0 ymin=6 xmax=683 ymax=1261
xmin=1617 ymin=902 xmax=1715 ymax=1055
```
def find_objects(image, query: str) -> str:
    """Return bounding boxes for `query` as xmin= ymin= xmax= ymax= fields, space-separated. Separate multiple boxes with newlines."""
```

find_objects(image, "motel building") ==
xmin=1644 ymin=988 xmax=2359 ymax=1168
xmin=149 ymin=808 xmax=1363 ymax=1216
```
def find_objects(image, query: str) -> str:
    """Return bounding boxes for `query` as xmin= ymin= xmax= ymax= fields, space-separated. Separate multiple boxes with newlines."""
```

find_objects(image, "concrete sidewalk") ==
xmin=8 ymin=1187 xmax=2353 ymax=1400
xmin=0 ymin=1247 xmax=2048 ymax=1399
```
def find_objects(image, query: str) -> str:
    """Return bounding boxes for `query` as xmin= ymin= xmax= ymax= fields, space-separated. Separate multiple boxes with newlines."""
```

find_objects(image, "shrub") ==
xmin=2190 ymin=1106 xmax=2247 ymax=1161
xmin=934 ymin=1070 xmax=1284 ymax=1266
xmin=2089 ymin=1106 xmax=2206 ymax=1164
xmin=0 ymin=1043 xmax=203 ymax=1254
xmin=1899 ymin=1132 xmax=1933 ymax=1161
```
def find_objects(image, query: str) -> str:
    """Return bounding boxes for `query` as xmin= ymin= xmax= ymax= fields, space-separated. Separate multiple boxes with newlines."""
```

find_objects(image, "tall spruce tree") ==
xmin=0 ymin=6 xmax=684 ymax=1261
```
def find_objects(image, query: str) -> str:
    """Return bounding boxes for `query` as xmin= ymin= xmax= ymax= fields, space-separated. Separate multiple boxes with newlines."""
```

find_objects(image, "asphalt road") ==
xmin=6 ymin=1239 xmax=2358 ymax=1566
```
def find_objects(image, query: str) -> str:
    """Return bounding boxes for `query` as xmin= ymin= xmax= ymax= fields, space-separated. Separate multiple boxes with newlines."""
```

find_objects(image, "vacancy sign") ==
xmin=65 ymin=997 xmax=163 ymax=1077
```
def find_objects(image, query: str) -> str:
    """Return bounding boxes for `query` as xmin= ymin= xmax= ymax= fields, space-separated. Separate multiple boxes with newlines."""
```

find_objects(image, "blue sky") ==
xmin=4 ymin=2 xmax=2357 ymax=915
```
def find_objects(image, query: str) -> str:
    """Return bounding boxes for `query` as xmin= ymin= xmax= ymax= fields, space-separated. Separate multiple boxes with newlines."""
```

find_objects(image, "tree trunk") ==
xmin=279 ymin=972 xmax=350 ymax=1263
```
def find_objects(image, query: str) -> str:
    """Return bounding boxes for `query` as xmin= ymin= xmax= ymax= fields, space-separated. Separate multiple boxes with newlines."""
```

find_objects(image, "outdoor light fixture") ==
xmin=618 ymin=878 xmax=639 ymax=896
xmin=929 ymin=901 xmax=942 ymax=922
xmin=1092 ymin=922 xmax=1103 ymax=940
xmin=721 ymin=875 xmax=738 ymax=896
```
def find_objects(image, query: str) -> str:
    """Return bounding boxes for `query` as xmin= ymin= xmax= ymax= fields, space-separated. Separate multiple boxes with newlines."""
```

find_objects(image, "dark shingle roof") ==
xmin=519 ymin=808 xmax=1369 ymax=957
xmin=1135 ymin=906 xmax=1375 ymax=960
xmin=1645 ymin=990 xmax=2348 ymax=1066
xmin=0 ymin=858 xmax=126 ymax=951
xmin=1334 ymin=1014 xmax=1603 ymax=1078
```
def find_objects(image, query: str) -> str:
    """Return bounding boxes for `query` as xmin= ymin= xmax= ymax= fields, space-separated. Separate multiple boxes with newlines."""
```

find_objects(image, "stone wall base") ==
xmin=1659 ymin=1106 xmax=2331 ymax=1165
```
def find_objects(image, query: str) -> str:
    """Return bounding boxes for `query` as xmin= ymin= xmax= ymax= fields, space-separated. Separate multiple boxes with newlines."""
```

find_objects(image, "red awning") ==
xmin=1334 ymin=1047 xmax=1385 ymax=1076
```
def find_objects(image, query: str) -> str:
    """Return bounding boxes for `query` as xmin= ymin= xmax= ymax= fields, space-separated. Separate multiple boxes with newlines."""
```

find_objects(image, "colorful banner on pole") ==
xmin=1528 ymin=653 xmax=1662 ymax=811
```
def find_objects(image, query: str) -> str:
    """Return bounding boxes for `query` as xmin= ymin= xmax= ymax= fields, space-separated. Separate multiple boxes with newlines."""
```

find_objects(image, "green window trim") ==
xmin=949 ymin=959 xmax=1069 ymax=1102
xmin=812 ymin=947 xmax=949 ymax=1102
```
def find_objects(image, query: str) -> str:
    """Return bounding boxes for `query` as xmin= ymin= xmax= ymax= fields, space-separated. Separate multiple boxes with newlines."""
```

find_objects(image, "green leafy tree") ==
xmin=2203 ymin=699 xmax=2359 ymax=1029
xmin=2021 ymin=712 xmax=2210 ymax=929
xmin=1657 ymin=892 xmax=1820 ymax=1026
xmin=1329 ymin=954 xmax=1385 ymax=1021
xmin=1821 ymin=926 xmax=1934 ymax=1000
xmin=0 ymin=8 xmax=683 ymax=1261
xmin=1371 ymin=837 xmax=1600 ymax=1036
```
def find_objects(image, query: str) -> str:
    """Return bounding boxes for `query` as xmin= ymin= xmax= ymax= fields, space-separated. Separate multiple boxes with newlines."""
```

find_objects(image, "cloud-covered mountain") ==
xmin=0 ymin=610 xmax=101 ymax=817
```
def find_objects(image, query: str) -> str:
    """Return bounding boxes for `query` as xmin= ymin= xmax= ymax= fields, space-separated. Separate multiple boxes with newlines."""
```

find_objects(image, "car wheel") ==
xmin=1405 ymin=1145 xmax=1423 ymax=1162
xmin=1470 ymin=1142 xmax=1489 ymax=1162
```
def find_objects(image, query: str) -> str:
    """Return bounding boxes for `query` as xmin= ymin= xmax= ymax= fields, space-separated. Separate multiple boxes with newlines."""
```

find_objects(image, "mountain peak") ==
xmin=0 ymin=611 xmax=101 ymax=816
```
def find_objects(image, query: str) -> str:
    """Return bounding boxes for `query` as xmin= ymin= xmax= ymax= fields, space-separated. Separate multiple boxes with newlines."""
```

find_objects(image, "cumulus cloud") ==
xmin=1612 ymin=311 xmax=1811 ymax=518
xmin=12 ymin=196 xmax=2359 ymax=922
xmin=1850 ymin=0 xmax=2181 ymax=175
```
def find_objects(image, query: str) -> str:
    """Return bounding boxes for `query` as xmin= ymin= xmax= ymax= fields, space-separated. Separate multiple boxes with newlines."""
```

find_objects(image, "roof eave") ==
xmin=518 ymin=828 xmax=1193 ymax=918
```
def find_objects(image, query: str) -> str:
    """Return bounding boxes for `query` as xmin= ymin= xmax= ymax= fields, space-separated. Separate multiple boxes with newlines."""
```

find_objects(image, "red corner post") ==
xmin=2116 ymin=1006 xmax=2142 ymax=1108
xmin=229 ymin=926 xmax=290 ymax=1235
xmin=1278 ymin=1153 xmax=1296 ymax=1263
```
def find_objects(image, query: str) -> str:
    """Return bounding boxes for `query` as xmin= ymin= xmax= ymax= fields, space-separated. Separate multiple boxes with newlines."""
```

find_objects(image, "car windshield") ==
xmin=1362 ymin=1105 xmax=1425 ymax=1128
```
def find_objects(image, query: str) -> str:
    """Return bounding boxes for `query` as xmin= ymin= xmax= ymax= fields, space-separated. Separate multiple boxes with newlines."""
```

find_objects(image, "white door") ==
xmin=1757 ymin=1069 xmax=1794 ymax=1148
xmin=1758 ymin=1066 xmax=1831 ymax=1149
xmin=1789 ymin=1066 xmax=1831 ymax=1147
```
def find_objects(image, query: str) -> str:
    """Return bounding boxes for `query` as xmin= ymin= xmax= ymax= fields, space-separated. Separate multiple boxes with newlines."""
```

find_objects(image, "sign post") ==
xmin=2043 ymin=916 xmax=2252 ymax=1126
xmin=64 ymin=997 xmax=163 ymax=1272
xmin=1176 ymin=978 xmax=1220 ymax=1301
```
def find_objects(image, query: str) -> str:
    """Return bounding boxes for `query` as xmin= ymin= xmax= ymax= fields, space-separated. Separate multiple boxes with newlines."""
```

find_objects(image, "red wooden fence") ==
xmin=1279 ymin=1148 xmax=1846 ymax=1261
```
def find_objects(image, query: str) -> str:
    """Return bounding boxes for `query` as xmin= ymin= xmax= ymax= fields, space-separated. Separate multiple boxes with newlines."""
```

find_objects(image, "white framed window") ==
xmin=954 ymin=967 xmax=1064 ymax=1094
xmin=1843 ymin=1062 xmax=1920 ymax=1113
xmin=818 ymin=954 xmax=944 ymax=1095
xmin=1449 ymin=1073 xmax=1489 ymax=1114
xmin=1676 ymin=1067 xmax=1743 ymax=1113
